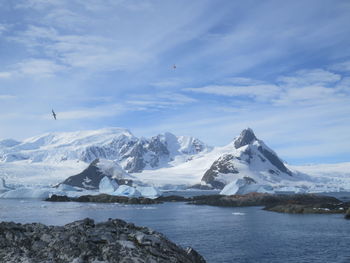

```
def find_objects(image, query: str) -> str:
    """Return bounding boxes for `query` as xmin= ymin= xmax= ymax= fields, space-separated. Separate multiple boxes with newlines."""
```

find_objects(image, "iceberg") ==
xmin=136 ymin=186 xmax=160 ymax=199
xmin=99 ymin=176 xmax=119 ymax=194
xmin=57 ymin=184 xmax=80 ymax=192
xmin=0 ymin=187 xmax=64 ymax=199
xmin=112 ymin=185 xmax=141 ymax=198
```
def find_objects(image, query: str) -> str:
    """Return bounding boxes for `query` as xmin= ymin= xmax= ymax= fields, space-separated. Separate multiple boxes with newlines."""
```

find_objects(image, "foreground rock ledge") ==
xmin=0 ymin=218 xmax=206 ymax=263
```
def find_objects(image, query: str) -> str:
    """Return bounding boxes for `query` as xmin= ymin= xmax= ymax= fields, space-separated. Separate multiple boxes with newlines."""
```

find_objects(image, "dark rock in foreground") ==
xmin=0 ymin=218 xmax=206 ymax=263
xmin=46 ymin=194 xmax=161 ymax=205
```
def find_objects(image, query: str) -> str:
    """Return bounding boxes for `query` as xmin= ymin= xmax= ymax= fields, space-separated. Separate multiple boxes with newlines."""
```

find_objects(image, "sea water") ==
xmin=0 ymin=198 xmax=349 ymax=263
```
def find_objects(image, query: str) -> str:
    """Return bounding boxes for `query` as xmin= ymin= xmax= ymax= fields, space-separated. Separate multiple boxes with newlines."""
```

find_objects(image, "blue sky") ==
xmin=0 ymin=0 xmax=350 ymax=164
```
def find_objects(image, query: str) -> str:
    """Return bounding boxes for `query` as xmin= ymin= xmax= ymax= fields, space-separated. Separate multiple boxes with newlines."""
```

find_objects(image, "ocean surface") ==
xmin=1 ymin=196 xmax=349 ymax=263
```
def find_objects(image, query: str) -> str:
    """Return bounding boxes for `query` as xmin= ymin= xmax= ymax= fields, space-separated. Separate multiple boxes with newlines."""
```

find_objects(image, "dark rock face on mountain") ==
xmin=257 ymin=145 xmax=292 ymax=176
xmin=61 ymin=159 xmax=105 ymax=189
xmin=61 ymin=159 xmax=131 ymax=189
xmin=201 ymin=128 xmax=294 ymax=189
xmin=234 ymin=128 xmax=257 ymax=149
xmin=0 ymin=218 xmax=206 ymax=263
xmin=202 ymin=154 xmax=239 ymax=189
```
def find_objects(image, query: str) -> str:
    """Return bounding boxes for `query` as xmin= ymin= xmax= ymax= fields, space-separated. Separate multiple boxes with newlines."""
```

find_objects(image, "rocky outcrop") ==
xmin=189 ymin=193 xmax=350 ymax=214
xmin=61 ymin=159 xmax=106 ymax=189
xmin=234 ymin=128 xmax=257 ymax=149
xmin=202 ymin=154 xmax=239 ymax=189
xmin=0 ymin=218 xmax=206 ymax=263
xmin=61 ymin=159 xmax=132 ymax=190
xmin=46 ymin=194 xmax=161 ymax=205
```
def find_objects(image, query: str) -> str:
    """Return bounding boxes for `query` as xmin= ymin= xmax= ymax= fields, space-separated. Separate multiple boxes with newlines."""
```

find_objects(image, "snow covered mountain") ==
xmin=0 ymin=128 xmax=210 ymax=173
xmin=201 ymin=128 xmax=297 ymax=189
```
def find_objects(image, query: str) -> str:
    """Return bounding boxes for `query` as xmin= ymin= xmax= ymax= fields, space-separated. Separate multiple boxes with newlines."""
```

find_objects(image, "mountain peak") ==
xmin=234 ymin=128 xmax=257 ymax=149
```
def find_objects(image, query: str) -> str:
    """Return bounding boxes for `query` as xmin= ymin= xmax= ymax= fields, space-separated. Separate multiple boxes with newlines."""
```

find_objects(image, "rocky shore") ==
xmin=188 ymin=193 xmax=350 ymax=215
xmin=46 ymin=193 xmax=350 ymax=218
xmin=0 ymin=218 xmax=206 ymax=263
xmin=46 ymin=194 xmax=161 ymax=204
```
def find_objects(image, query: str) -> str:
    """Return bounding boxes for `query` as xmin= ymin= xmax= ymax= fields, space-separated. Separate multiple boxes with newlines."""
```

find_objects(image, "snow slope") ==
xmin=0 ymin=127 xmax=210 ymax=174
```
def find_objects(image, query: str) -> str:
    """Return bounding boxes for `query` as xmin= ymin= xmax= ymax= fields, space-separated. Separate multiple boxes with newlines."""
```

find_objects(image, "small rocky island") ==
xmin=47 ymin=194 xmax=161 ymax=205
xmin=189 ymin=193 xmax=350 ymax=215
xmin=0 ymin=218 xmax=206 ymax=263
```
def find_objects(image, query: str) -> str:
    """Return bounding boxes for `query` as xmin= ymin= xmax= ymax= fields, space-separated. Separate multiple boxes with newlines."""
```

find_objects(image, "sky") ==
xmin=0 ymin=0 xmax=350 ymax=165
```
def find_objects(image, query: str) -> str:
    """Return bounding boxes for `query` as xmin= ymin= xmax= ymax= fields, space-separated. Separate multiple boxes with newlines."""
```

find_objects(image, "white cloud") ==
xmin=15 ymin=0 xmax=63 ymax=10
xmin=330 ymin=60 xmax=350 ymax=72
xmin=0 ymin=72 xmax=12 ymax=78
xmin=225 ymin=77 xmax=264 ymax=85
xmin=0 ymin=95 xmax=16 ymax=100
xmin=151 ymin=78 xmax=185 ymax=88
xmin=185 ymin=84 xmax=281 ymax=101
xmin=127 ymin=92 xmax=197 ymax=109
xmin=277 ymin=69 xmax=341 ymax=87
xmin=274 ymin=86 xmax=342 ymax=106
xmin=0 ymin=59 xmax=67 ymax=78
xmin=0 ymin=24 xmax=9 ymax=35
xmin=16 ymin=59 xmax=67 ymax=77
xmin=10 ymin=25 xmax=151 ymax=72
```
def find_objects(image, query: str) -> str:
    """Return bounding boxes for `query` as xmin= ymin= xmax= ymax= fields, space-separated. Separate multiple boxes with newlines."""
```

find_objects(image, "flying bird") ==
xmin=52 ymin=109 xmax=57 ymax=120
xmin=173 ymin=64 xmax=176 ymax=69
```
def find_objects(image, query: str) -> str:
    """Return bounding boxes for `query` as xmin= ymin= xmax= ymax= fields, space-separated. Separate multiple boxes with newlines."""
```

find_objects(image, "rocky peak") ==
xmin=234 ymin=128 xmax=257 ymax=149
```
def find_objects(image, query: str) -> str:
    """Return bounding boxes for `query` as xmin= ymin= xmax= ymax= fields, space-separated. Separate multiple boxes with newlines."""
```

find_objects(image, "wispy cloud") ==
xmin=277 ymin=69 xmax=341 ymax=87
xmin=126 ymin=92 xmax=197 ymax=109
xmin=0 ymin=95 xmax=16 ymax=100
xmin=0 ymin=24 xmax=9 ymax=35
xmin=0 ymin=59 xmax=67 ymax=78
xmin=185 ymin=84 xmax=281 ymax=101
xmin=330 ymin=60 xmax=350 ymax=72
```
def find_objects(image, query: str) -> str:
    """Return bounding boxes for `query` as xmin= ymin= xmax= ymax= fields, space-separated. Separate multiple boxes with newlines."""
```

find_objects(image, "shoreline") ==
xmin=45 ymin=192 xmax=350 ymax=219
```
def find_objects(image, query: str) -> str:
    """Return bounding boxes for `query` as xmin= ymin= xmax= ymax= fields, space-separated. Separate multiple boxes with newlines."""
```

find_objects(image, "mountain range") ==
xmin=0 ymin=127 xmax=349 ymax=192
